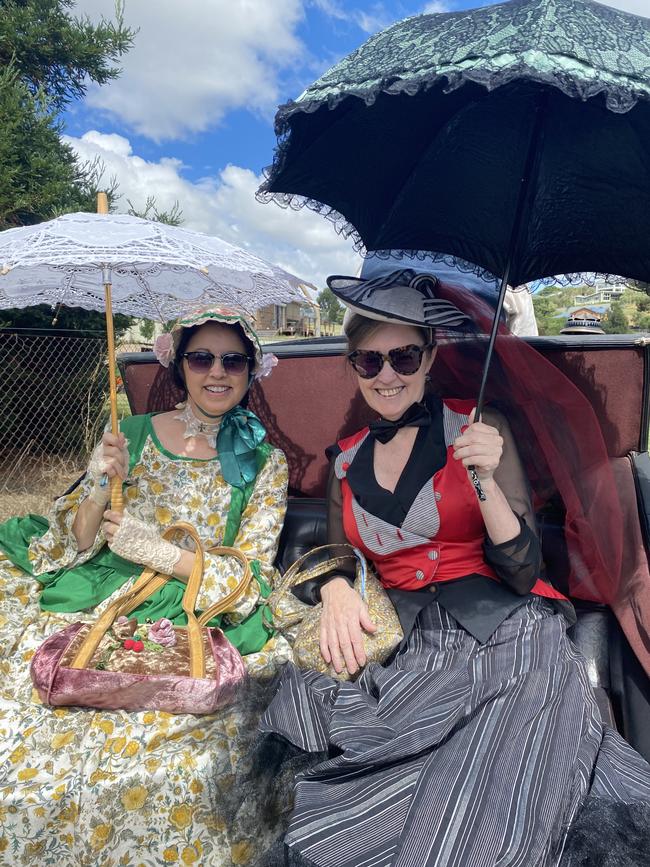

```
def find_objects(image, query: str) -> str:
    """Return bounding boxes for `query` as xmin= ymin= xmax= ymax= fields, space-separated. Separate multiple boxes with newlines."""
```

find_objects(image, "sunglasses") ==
xmin=347 ymin=344 xmax=432 ymax=379
xmin=182 ymin=350 xmax=251 ymax=375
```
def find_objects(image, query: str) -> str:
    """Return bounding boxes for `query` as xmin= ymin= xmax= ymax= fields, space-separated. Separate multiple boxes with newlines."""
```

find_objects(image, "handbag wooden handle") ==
xmin=276 ymin=544 xmax=364 ymax=592
xmin=196 ymin=546 xmax=253 ymax=626
xmin=70 ymin=522 xmax=206 ymax=673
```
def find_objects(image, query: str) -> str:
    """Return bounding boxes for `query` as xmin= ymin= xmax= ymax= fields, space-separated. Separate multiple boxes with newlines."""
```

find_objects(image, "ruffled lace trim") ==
xmin=257 ymin=58 xmax=650 ymax=225
xmin=257 ymin=0 xmax=650 ymax=291
xmin=257 ymin=79 xmax=648 ymax=293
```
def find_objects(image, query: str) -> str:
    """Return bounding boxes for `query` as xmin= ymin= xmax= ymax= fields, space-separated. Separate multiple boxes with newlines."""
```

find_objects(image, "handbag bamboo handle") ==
xmin=70 ymin=522 xmax=206 ymax=672
xmin=174 ymin=522 xmax=206 ymax=678
xmin=276 ymin=544 xmax=364 ymax=593
xmin=196 ymin=546 xmax=253 ymax=626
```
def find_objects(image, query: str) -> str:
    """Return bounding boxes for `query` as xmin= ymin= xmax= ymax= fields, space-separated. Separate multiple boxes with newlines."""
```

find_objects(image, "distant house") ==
xmin=256 ymin=300 xmax=321 ymax=336
xmin=574 ymin=285 xmax=625 ymax=305
xmin=571 ymin=307 xmax=603 ymax=321
xmin=553 ymin=304 xmax=608 ymax=321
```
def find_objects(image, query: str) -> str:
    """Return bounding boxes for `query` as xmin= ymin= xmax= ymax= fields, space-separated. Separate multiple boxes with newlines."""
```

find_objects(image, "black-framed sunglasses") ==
xmin=182 ymin=350 xmax=251 ymax=375
xmin=347 ymin=344 xmax=432 ymax=379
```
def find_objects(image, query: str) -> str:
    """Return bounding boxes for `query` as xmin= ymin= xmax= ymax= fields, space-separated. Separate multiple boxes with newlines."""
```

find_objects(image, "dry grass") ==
xmin=0 ymin=454 xmax=86 ymax=523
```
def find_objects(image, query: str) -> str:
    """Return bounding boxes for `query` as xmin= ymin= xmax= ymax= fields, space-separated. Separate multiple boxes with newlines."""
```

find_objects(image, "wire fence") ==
xmin=0 ymin=330 xmax=145 ymax=521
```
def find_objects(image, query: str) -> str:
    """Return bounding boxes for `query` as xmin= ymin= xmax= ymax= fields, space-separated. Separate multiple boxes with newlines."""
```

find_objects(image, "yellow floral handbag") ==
xmin=266 ymin=544 xmax=403 ymax=681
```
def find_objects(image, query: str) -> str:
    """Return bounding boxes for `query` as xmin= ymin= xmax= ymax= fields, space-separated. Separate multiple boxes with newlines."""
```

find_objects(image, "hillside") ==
xmin=532 ymin=284 xmax=650 ymax=335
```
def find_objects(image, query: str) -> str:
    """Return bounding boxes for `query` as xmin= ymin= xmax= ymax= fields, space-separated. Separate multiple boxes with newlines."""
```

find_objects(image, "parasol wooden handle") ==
xmin=96 ymin=192 xmax=123 ymax=512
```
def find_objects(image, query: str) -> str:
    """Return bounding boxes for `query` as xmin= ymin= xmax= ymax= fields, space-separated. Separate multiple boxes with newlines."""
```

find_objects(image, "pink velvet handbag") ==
xmin=30 ymin=523 xmax=249 ymax=715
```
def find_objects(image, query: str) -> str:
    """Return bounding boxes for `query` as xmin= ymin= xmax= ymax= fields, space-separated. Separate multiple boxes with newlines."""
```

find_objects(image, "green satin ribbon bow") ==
xmin=217 ymin=407 xmax=267 ymax=489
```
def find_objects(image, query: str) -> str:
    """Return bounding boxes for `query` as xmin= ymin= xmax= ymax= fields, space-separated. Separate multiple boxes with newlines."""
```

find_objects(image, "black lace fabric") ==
xmin=257 ymin=0 xmax=650 ymax=290
xmin=268 ymin=0 xmax=650 ymax=127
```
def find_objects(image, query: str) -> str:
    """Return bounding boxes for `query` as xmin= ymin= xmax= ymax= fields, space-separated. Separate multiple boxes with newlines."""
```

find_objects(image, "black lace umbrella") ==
xmin=259 ymin=0 xmax=650 ymax=423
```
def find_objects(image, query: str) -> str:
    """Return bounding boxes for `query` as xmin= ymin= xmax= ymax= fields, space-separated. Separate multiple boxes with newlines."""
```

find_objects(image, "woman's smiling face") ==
xmin=353 ymin=322 xmax=435 ymax=420
xmin=182 ymin=322 xmax=250 ymax=418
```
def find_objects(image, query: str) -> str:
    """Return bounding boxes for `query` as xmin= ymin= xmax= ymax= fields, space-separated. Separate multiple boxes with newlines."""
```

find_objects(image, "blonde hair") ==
xmin=345 ymin=314 xmax=435 ymax=351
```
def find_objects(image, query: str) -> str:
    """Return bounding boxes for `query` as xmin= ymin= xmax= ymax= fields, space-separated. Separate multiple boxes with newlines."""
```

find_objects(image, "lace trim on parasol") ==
xmin=257 ymin=71 xmax=650 ymax=294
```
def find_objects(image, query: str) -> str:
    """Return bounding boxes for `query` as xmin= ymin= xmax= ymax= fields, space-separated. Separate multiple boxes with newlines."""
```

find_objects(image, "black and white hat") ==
xmin=327 ymin=268 xmax=473 ymax=333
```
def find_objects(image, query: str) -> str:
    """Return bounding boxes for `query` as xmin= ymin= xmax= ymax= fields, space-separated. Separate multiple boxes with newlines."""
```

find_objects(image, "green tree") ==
xmin=139 ymin=319 xmax=156 ymax=341
xmin=127 ymin=196 xmax=183 ymax=227
xmin=0 ymin=0 xmax=134 ymax=111
xmin=636 ymin=295 xmax=650 ymax=314
xmin=317 ymin=287 xmax=344 ymax=324
xmin=0 ymin=0 xmax=132 ymax=327
xmin=532 ymin=291 xmax=564 ymax=336
xmin=0 ymin=0 xmax=134 ymax=228
xmin=602 ymin=301 xmax=630 ymax=334
xmin=0 ymin=65 xmax=114 ymax=229
xmin=0 ymin=304 xmax=132 ymax=336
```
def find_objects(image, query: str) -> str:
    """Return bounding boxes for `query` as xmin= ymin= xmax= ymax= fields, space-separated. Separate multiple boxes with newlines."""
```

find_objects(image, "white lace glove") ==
xmin=86 ymin=432 xmax=130 ymax=506
xmin=107 ymin=510 xmax=182 ymax=575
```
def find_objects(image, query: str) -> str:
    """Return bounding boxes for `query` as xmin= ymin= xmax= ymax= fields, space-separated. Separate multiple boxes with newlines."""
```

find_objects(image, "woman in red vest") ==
xmin=260 ymin=268 xmax=650 ymax=867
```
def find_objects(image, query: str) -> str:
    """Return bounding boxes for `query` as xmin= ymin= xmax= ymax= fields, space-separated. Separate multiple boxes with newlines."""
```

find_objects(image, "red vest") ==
xmin=335 ymin=399 xmax=566 ymax=602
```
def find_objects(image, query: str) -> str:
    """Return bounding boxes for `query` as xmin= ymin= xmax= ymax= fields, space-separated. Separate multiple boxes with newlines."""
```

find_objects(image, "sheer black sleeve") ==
xmin=481 ymin=408 xmax=542 ymax=595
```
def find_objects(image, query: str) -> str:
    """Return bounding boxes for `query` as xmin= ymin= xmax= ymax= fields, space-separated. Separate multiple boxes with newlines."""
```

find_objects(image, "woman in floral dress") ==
xmin=0 ymin=308 xmax=290 ymax=866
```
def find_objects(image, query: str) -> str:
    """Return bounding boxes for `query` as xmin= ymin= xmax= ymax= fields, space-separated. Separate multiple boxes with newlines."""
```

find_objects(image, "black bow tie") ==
xmin=368 ymin=402 xmax=431 ymax=444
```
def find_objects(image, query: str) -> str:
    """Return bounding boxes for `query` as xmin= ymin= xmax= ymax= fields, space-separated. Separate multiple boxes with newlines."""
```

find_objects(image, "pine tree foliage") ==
xmin=0 ymin=0 xmax=135 ymax=111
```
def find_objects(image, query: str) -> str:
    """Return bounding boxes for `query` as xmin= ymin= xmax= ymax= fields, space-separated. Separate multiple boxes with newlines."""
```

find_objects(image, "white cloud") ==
xmin=602 ymin=0 xmax=650 ymax=15
xmin=75 ymin=0 xmax=305 ymax=141
xmin=64 ymin=130 xmax=361 ymax=287
xmin=310 ymin=0 xmax=394 ymax=33
xmin=422 ymin=2 xmax=452 ymax=12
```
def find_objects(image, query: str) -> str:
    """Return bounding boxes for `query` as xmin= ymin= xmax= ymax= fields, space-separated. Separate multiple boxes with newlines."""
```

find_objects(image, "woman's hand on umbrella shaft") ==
xmin=102 ymin=509 xmax=123 ymax=543
xmin=100 ymin=432 xmax=129 ymax=483
xmin=72 ymin=432 xmax=129 ymax=550
xmin=452 ymin=409 xmax=503 ymax=483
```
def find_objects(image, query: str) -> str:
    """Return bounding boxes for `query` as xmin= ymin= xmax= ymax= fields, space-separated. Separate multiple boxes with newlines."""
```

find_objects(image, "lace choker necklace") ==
xmin=174 ymin=401 xmax=223 ymax=448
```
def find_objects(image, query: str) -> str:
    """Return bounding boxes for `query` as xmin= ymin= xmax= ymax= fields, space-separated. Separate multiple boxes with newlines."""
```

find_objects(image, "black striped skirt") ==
xmin=260 ymin=599 xmax=650 ymax=867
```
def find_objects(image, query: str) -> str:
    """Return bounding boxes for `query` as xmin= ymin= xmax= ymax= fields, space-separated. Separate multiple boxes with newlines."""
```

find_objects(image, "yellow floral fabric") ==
xmin=29 ymin=437 xmax=289 ymax=622
xmin=0 ymin=435 xmax=294 ymax=865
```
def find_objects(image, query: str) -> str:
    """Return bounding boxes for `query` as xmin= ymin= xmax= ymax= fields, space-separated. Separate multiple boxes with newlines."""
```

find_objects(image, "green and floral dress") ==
xmin=0 ymin=414 xmax=291 ymax=866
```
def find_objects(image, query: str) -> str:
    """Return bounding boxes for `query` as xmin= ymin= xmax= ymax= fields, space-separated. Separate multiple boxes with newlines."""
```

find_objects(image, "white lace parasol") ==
xmin=0 ymin=212 xmax=310 ymax=318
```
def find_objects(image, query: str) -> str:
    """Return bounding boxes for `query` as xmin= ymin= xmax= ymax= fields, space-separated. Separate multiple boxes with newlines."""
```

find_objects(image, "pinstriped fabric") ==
xmin=442 ymin=405 xmax=468 ymax=446
xmin=401 ymin=480 xmax=439 ymax=538
xmin=351 ymin=492 xmax=434 ymax=554
xmin=260 ymin=600 xmax=650 ymax=867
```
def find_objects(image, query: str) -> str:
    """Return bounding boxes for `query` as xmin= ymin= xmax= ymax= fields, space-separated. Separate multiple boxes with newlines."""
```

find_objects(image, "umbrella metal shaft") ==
xmin=471 ymin=93 xmax=548 ymax=501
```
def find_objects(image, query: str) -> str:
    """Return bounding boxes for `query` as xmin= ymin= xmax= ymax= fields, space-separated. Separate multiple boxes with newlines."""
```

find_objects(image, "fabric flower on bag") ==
xmin=148 ymin=618 xmax=176 ymax=647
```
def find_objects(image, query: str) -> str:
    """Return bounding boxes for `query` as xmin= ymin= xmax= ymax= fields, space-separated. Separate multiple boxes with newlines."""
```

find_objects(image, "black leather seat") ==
xmin=275 ymin=498 xmax=328 ymax=574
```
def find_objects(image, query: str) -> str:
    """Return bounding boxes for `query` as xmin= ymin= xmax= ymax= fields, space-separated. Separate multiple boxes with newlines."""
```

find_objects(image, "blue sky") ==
xmin=62 ymin=0 xmax=646 ymax=287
